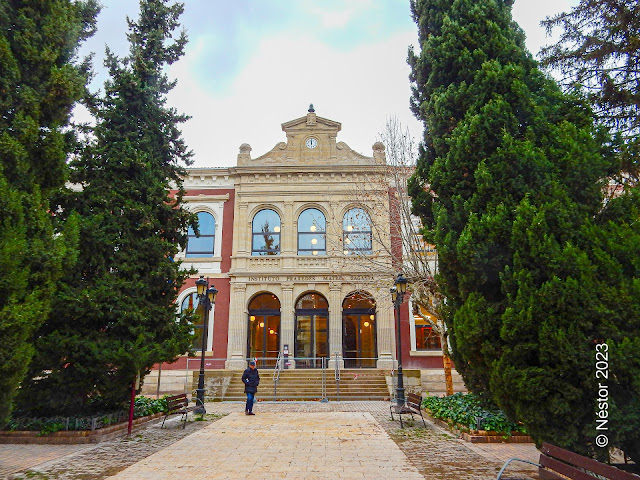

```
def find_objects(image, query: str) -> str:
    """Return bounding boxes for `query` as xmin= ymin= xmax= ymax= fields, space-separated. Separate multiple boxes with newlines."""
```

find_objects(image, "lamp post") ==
xmin=391 ymin=273 xmax=408 ymax=407
xmin=195 ymin=275 xmax=217 ymax=414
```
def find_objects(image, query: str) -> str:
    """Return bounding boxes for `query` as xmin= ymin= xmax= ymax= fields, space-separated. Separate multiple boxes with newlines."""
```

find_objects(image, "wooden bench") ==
xmin=160 ymin=394 xmax=201 ymax=429
xmin=389 ymin=392 xmax=427 ymax=428
xmin=497 ymin=442 xmax=638 ymax=479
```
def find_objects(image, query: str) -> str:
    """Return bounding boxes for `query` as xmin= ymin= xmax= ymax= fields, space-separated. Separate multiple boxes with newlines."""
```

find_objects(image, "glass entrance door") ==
xmin=294 ymin=293 xmax=329 ymax=368
xmin=248 ymin=293 xmax=280 ymax=368
xmin=342 ymin=293 xmax=377 ymax=368
xmin=295 ymin=312 xmax=328 ymax=368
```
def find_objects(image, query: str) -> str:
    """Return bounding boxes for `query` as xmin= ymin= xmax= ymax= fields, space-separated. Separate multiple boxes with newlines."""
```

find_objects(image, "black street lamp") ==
xmin=195 ymin=275 xmax=217 ymax=413
xmin=391 ymin=273 xmax=408 ymax=407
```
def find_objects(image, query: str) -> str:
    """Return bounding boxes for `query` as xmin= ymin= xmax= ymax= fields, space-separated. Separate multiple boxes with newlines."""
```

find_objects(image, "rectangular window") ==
xmin=343 ymin=233 xmax=372 ymax=253
xmin=414 ymin=315 xmax=441 ymax=350
xmin=252 ymin=233 xmax=280 ymax=255
xmin=186 ymin=236 xmax=214 ymax=257
xmin=298 ymin=233 xmax=326 ymax=255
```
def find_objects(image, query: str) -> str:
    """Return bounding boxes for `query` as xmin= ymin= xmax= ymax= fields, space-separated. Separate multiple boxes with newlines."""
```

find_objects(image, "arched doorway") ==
xmin=295 ymin=292 xmax=329 ymax=368
xmin=343 ymin=292 xmax=377 ymax=368
xmin=247 ymin=293 xmax=280 ymax=368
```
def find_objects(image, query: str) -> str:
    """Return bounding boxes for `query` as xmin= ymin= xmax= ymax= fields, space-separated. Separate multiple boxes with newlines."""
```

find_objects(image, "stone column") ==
xmin=280 ymin=283 xmax=295 ymax=368
xmin=376 ymin=291 xmax=395 ymax=370
xmin=327 ymin=282 xmax=344 ymax=369
xmin=226 ymin=283 xmax=248 ymax=369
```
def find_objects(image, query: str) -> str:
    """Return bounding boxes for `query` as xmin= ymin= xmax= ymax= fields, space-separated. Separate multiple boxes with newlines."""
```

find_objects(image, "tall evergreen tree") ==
xmin=408 ymin=0 xmax=640 ymax=459
xmin=540 ymin=0 xmax=640 ymax=182
xmin=0 ymin=1 xmax=97 ymax=425
xmin=17 ymin=0 xmax=196 ymax=414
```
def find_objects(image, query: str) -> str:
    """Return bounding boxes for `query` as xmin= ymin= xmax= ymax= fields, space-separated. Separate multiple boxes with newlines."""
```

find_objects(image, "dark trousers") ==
xmin=245 ymin=392 xmax=255 ymax=412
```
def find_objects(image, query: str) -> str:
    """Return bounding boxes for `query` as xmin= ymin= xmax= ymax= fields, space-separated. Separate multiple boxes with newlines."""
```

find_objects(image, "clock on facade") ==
xmin=305 ymin=137 xmax=318 ymax=149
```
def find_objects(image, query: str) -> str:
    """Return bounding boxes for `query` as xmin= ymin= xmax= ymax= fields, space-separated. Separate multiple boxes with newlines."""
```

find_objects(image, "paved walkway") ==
xmin=109 ymin=411 xmax=424 ymax=480
xmin=0 ymin=444 xmax=92 ymax=478
xmin=4 ymin=401 xmax=540 ymax=479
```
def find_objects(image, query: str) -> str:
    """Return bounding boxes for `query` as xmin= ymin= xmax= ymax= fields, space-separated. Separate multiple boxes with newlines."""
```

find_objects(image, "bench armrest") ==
xmin=496 ymin=458 xmax=542 ymax=480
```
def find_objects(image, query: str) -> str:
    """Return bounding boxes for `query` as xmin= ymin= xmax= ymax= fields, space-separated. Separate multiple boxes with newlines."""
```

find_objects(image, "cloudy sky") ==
xmin=76 ymin=0 xmax=579 ymax=168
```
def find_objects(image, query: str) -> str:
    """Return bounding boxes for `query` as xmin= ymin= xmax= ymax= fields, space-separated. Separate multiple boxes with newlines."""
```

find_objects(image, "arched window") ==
xmin=181 ymin=292 xmax=204 ymax=350
xmin=298 ymin=208 xmax=326 ymax=256
xmin=186 ymin=212 xmax=215 ymax=257
xmin=342 ymin=207 xmax=372 ymax=255
xmin=252 ymin=209 xmax=281 ymax=256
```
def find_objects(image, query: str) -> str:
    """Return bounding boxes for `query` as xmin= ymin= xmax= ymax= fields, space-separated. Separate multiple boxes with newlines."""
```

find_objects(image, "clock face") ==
xmin=306 ymin=137 xmax=318 ymax=149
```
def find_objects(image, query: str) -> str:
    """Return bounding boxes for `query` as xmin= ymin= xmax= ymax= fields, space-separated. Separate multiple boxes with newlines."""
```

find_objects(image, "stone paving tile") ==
xmin=107 ymin=411 xmax=424 ymax=480
xmin=3 ymin=401 xmax=540 ymax=479
xmin=0 ymin=444 xmax=91 ymax=478
xmin=5 ymin=414 xmax=216 ymax=479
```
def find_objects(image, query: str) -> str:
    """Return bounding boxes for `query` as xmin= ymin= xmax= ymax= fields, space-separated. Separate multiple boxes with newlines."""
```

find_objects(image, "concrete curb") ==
xmin=0 ymin=412 xmax=165 ymax=445
xmin=423 ymin=411 xmax=533 ymax=443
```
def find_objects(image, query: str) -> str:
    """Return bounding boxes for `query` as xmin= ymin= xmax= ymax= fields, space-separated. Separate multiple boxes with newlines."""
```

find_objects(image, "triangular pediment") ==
xmin=281 ymin=113 xmax=341 ymax=134
xmin=236 ymin=109 xmax=385 ymax=167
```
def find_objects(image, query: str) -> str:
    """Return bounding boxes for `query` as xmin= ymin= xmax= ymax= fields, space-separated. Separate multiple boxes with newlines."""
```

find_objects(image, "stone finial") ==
xmin=372 ymin=141 xmax=385 ymax=152
xmin=308 ymin=103 xmax=315 ymax=113
xmin=237 ymin=143 xmax=252 ymax=166
xmin=372 ymin=141 xmax=386 ymax=164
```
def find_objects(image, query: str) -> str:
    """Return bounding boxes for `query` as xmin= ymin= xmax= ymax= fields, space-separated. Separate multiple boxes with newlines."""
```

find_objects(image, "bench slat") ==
xmin=538 ymin=468 xmax=567 ymax=480
xmin=541 ymin=443 xmax=638 ymax=480
xmin=165 ymin=394 xmax=189 ymax=413
xmin=540 ymin=455 xmax=600 ymax=480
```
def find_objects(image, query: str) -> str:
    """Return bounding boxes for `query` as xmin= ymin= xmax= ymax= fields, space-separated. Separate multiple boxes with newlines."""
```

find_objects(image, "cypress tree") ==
xmin=0 ymin=1 xmax=97 ymax=425
xmin=408 ymin=0 xmax=640 ymax=459
xmin=17 ymin=0 xmax=196 ymax=414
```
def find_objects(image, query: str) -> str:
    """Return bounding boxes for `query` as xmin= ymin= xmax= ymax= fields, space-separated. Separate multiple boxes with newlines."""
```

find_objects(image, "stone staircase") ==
xmin=219 ymin=369 xmax=390 ymax=402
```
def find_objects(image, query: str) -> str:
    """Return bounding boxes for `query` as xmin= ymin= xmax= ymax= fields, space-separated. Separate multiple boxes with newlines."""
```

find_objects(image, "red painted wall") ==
xmin=388 ymin=186 xmax=445 ymax=370
xmin=181 ymin=188 xmax=235 ymax=273
xmin=153 ymin=187 xmax=235 ymax=370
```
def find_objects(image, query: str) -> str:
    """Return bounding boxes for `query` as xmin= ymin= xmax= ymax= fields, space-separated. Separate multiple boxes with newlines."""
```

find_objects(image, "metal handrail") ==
xmin=272 ymin=352 xmax=283 ymax=381
xmin=334 ymin=353 xmax=341 ymax=401
xmin=272 ymin=352 xmax=283 ymax=400
xmin=321 ymin=357 xmax=327 ymax=402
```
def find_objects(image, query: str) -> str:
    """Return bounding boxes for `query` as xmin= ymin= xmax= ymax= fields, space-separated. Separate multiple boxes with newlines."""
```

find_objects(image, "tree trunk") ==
xmin=441 ymin=336 xmax=454 ymax=396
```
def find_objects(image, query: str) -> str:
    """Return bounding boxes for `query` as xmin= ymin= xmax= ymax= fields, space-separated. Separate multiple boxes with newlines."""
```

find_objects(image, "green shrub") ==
xmin=422 ymin=393 xmax=526 ymax=434
xmin=133 ymin=396 xmax=168 ymax=418
xmin=38 ymin=421 xmax=66 ymax=436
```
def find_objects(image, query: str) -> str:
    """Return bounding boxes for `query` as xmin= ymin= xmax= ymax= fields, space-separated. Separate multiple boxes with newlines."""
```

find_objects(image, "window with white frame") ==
xmin=186 ymin=211 xmax=215 ymax=257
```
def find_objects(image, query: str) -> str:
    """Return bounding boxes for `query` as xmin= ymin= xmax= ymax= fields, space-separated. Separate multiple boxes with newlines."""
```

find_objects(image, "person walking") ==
xmin=242 ymin=360 xmax=260 ymax=415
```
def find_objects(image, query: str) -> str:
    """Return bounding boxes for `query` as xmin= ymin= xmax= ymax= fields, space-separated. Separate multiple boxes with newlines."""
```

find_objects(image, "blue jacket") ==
xmin=242 ymin=367 xmax=260 ymax=393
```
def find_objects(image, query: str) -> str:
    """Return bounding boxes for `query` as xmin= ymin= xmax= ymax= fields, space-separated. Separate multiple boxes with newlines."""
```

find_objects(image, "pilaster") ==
xmin=226 ymin=283 xmax=248 ymax=369
xmin=376 ymin=292 xmax=395 ymax=370
xmin=281 ymin=283 xmax=295 ymax=368
xmin=237 ymin=203 xmax=249 ymax=256
xmin=328 ymin=282 xmax=344 ymax=369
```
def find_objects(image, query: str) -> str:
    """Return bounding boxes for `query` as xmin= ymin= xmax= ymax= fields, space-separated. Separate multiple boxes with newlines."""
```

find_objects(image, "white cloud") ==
xmin=168 ymin=29 xmax=422 ymax=168
xmin=78 ymin=1 xmax=581 ymax=170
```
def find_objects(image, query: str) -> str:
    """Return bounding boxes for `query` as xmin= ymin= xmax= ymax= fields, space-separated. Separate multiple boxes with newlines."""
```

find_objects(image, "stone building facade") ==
xmin=170 ymin=108 xmax=445 ymax=372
